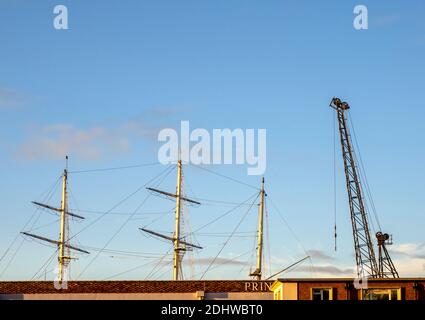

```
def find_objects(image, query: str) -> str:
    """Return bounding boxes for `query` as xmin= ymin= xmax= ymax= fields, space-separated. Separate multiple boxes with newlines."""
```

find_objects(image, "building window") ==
xmin=274 ymin=288 xmax=282 ymax=300
xmin=311 ymin=288 xmax=333 ymax=301
xmin=362 ymin=288 xmax=401 ymax=300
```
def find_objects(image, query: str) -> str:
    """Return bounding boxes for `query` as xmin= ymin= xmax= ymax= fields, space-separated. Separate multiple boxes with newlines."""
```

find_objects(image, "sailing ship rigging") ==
xmin=5 ymin=99 xmax=400 ymax=282
xmin=14 ymin=155 xmax=310 ymax=282
xmin=20 ymin=156 xmax=90 ymax=283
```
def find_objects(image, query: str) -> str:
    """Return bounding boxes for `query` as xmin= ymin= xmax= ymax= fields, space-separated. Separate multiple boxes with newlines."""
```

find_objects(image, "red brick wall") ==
xmin=0 ymin=280 xmax=274 ymax=295
xmin=298 ymin=282 xmax=349 ymax=300
xmin=367 ymin=281 xmax=412 ymax=300
xmin=295 ymin=280 xmax=425 ymax=300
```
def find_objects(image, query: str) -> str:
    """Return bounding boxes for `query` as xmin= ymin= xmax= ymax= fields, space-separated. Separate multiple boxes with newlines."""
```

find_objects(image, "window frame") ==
xmin=360 ymin=288 xmax=401 ymax=300
xmin=310 ymin=287 xmax=334 ymax=301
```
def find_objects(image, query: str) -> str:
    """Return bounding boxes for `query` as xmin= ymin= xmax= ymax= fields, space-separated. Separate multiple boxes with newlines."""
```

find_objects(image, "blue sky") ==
xmin=0 ymin=0 xmax=424 ymax=281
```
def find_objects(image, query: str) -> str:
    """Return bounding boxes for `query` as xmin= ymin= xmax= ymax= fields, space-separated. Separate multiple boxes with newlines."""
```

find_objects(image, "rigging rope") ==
xmin=200 ymin=193 xmax=259 ymax=280
xmin=0 ymin=175 xmax=62 ymax=277
xmin=0 ymin=176 xmax=61 ymax=264
xmin=76 ymin=165 xmax=175 ymax=279
xmin=267 ymin=196 xmax=308 ymax=254
xmin=190 ymin=164 xmax=260 ymax=191
xmin=265 ymin=200 xmax=272 ymax=278
xmin=67 ymin=165 xmax=174 ymax=242
xmin=103 ymin=259 xmax=162 ymax=280
xmin=70 ymin=208 xmax=174 ymax=216
xmin=84 ymin=246 xmax=172 ymax=259
xmin=183 ymin=197 xmax=255 ymax=207
xmin=28 ymin=219 xmax=61 ymax=232
xmin=31 ymin=249 xmax=58 ymax=280
xmin=0 ymin=239 xmax=25 ymax=278
xmin=77 ymin=196 xmax=152 ymax=278
xmin=141 ymin=208 xmax=175 ymax=228
xmin=68 ymin=162 xmax=161 ymax=174
xmin=266 ymin=194 xmax=315 ymax=276
xmin=153 ymin=267 xmax=172 ymax=281
xmin=186 ymin=192 xmax=259 ymax=237
xmin=145 ymin=247 xmax=173 ymax=280
xmin=192 ymin=249 xmax=252 ymax=279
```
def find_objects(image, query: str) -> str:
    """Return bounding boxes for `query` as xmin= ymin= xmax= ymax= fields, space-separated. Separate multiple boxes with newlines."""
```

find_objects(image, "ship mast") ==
xmin=141 ymin=160 xmax=202 ymax=280
xmin=58 ymin=156 xmax=69 ymax=282
xmin=250 ymin=177 xmax=266 ymax=280
xmin=21 ymin=156 xmax=89 ymax=282
xmin=173 ymin=159 xmax=183 ymax=280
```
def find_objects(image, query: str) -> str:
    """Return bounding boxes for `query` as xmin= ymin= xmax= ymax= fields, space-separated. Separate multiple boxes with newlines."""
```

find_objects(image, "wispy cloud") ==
xmin=295 ymin=265 xmax=355 ymax=276
xmin=183 ymin=257 xmax=246 ymax=266
xmin=306 ymin=250 xmax=335 ymax=262
xmin=16 ymin=124 xmax=128 ymax=160
xmin=384 ymin=243 xmax=425 ymax=276
xmin=157 ymin=257 xmax=246 ymax=268
xmin=390 ymin=242 xmax=425 ymax=260
xmin=297 ymin=244 xmax=425 ymax=277
xmin=15 ymin=118 xmax=162 ymax=161
xmin=0 ymin=87 xmax=29 ymax=110
xmin=392 ymin=258 xmax=425 ymax=277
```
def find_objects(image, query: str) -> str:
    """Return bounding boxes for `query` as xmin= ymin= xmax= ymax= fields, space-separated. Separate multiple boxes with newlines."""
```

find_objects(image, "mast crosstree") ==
xmin=21 ymin=156 xmax=89 ymax=282
xmin=141 ymin=160 xmax=202 ymax=280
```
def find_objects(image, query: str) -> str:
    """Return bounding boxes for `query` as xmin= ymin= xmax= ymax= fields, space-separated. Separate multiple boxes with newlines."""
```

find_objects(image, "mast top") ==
xmin=65 ymin=155 xmax=69 ymax=173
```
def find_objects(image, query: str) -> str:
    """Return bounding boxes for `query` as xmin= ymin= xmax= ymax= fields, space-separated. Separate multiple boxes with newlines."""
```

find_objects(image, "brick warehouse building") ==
xmin=271 ymin=278 xmax=425 ymax=300
xmin=1 ymin=278 xmax=424 ymax=300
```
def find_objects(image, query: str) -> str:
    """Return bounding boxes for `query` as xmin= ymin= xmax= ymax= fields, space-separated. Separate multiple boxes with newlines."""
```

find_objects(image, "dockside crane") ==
xmin=330 ymin=98 xmax=399 ymax=279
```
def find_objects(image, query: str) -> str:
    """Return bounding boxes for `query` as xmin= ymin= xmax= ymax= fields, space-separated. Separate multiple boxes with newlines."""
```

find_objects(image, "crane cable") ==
xmin=348 ymin=111 xmax=383 ymax=232
xmin=333 ymin=111 xmax=338 ymax=251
